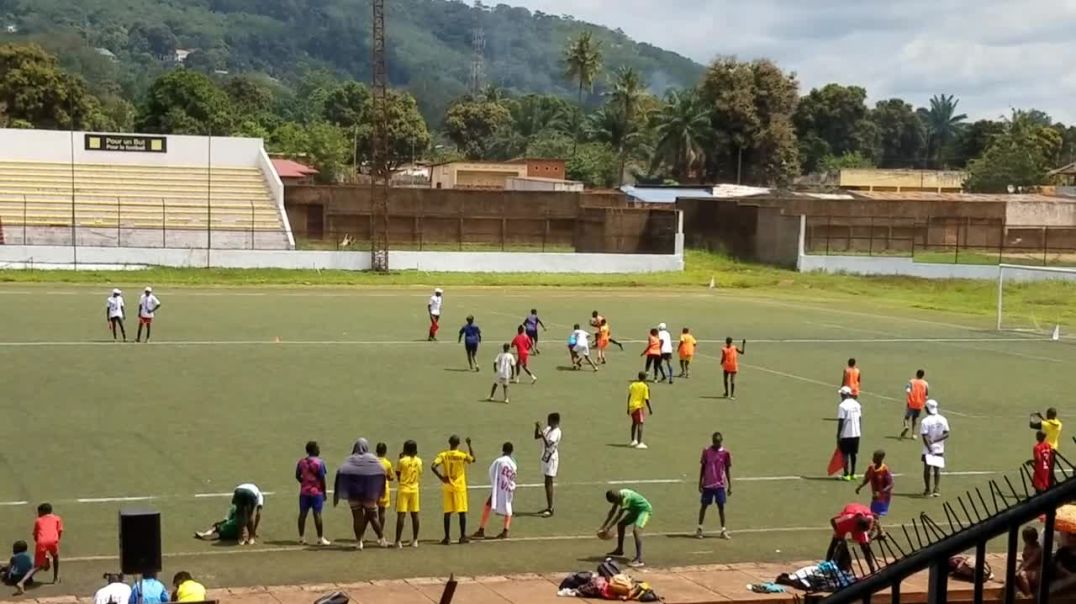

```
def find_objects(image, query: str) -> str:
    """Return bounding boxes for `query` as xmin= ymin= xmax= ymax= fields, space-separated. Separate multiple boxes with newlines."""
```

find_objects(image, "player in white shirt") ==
xmin=135 ymin=286 xmax=161 ymax=343
xmin=920 ymin=400 xmax=950 ymax=497
xmin=570 ymin=323 xmax=599 ymax=372
xmin=427 ymin=288 xmax=444 ymax=341
xmin=534 ymin=412 xmax=561 ymax=517
xmin=472 ymin=442 xmax=518 ymax=540
xmin=657 ymin=323 xmax=674 ymax=384
xmin=105 ymin=288 xmax=126 ymax=342
xmin=488 ymin=343 xmax=516 ymax=403
xmin=836 ymin=386 xmax=863 ymax=481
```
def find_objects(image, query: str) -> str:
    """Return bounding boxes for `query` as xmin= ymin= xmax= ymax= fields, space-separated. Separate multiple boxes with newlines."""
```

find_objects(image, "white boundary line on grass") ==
xmin=0 ymin=471 xmax=1000 ymax=508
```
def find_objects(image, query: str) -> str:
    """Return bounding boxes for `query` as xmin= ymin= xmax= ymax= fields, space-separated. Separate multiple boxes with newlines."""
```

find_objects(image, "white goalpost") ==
xmin=996 ymin=263 xmax=1076 ymax=337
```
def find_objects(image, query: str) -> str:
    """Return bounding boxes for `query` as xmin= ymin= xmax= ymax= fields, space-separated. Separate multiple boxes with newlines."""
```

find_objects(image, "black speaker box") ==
xmin=119 ymin=508 xmax=162 ymax=575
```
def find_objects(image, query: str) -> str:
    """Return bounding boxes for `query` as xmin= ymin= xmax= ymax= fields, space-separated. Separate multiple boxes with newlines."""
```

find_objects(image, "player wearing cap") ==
xmin=920 ymin=400 xmax=950 ymax=497
xmin=106 ymin=289 xmax=126 ymax=342
xmin=656 ymin=323 xmax=674 ymax=384
xmin=136 ymin=287 xmax=161 ymax=343
xmin=837 ymin=386 xmax=863 ymax=481
xmin=427 ymin=288 xmax=444 ymax=341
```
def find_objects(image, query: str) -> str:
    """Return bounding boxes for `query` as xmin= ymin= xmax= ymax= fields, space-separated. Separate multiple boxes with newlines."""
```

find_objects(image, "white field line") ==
xmin=0 ymin=471 xmax=1000 ymax=508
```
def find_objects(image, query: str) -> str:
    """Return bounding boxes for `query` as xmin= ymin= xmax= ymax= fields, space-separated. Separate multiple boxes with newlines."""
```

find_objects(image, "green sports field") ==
xmin=1 ymin=281 xmax=1074 ymax=596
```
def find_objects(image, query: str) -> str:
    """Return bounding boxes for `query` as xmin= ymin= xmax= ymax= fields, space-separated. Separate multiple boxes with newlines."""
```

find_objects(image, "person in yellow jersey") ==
xmin=432 ymin=435 xmax=477 ymax=545
xmin=171 ymin=571 xmax=206 ymax=603
xmin=627 ymin=371 xmax=654 ymax=449
xmin=394 ymin=440 xmax=422 ymax=548
xmin=1030 ymin=408 xmax=1063 ymax=450
xmin=375 ymin=442 xmax=394 ymax=534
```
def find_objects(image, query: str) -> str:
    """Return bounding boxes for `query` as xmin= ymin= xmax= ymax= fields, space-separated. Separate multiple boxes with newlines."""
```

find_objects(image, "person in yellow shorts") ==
xmin=677 ymin=327 xmax=697 ymax=378
xmin=432 ymin=435 xmax=476 ymax=545
xmin=375 ymin=442 xmax=394 ymax=534
xmin=394 ymin=440 xmax=422 ymax=548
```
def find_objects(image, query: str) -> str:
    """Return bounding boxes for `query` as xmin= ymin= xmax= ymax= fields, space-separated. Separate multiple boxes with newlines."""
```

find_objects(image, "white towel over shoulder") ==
xmin=489 ymin=454 xmax=518 ymax=516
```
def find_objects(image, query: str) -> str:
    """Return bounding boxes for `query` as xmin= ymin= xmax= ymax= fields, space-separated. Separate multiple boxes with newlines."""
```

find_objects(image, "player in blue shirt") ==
xmin=1 ymin=541 xmax=32 ymax=587
xmin=458 ymin=315 xmax=482 ymax=372
xmin=522 ymin=309 xmax=546 ymax=355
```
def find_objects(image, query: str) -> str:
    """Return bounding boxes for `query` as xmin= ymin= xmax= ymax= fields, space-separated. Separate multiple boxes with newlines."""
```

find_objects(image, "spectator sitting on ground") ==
xmin=94 ymin=573 xmax=131 ymax=604
xmin=0 ymin=541 xmax=32 ymax=587
xmin=171 ymin=572 xmax=206 ymax=603
xmin=129 ymin=571 xmax=170 ymax=604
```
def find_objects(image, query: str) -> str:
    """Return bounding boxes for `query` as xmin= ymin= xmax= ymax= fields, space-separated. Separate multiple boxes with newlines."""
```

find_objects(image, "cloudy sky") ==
xmin=506 ymin=0 xmax=1076 ymax=123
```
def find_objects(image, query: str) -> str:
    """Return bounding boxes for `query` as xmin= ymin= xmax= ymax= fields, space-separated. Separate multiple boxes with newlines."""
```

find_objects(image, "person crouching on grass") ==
xmin=627 ymin=372 xmax=653 ymax=449
xmin=826 ymin=503 xmax=877 ymax=573
xmin=598 ymin=489 xmax=652 ymax=568
xmin=15 ymin=503 xmax=62 ymax=594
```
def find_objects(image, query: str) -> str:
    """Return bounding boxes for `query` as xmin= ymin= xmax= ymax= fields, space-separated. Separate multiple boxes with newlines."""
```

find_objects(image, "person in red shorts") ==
xmin=1031 ymin=431 xmax=1055 ymax=493
xmin=825 ymin=502 xmax=877 ymax=573
xmin=511 ymin=326 xmax=537 ymax=384
xmin=16 ymin=503 xmax=62 ymax=594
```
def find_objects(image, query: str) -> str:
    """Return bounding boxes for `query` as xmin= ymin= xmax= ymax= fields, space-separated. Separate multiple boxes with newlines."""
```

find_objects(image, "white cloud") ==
xmin=504 ymin=0 xmax=1076 ymax=123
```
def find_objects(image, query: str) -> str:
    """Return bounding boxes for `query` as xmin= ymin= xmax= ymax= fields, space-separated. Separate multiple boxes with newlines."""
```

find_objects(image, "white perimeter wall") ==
xmin=0 ymin=245 xmax=684 ymax=273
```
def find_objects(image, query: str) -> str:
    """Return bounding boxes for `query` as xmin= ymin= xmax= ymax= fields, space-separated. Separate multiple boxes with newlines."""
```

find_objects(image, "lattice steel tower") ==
xmin=370 ymin=0 xmax=390 ymax=271
xmin=470 ymin=1 xmax=485 ymax=96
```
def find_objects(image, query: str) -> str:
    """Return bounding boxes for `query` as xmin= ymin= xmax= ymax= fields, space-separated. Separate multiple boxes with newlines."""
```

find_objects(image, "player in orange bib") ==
xmin=595 ymin=319 xmax=612 ymax=365
xmin=842 ymin=358 xmax=861 ymax=397
xmin=591 ymin=311 xmax=624 ymax=351
xmin=720 ymin=337 xmax=746 ymax=400
xmin=900 ymin=369 xmax=929 ymax=439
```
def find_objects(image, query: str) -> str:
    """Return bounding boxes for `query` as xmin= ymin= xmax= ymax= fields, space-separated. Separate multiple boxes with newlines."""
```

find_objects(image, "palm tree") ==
xmin=922 ymin=94 xmax=967 ymax=168
xmin=563 ymin=30 xmax=603 ymax=154
xmin=650 ymin=90 xmax=710 ymax=181
xmin=607 ymin=67 xmax=646 ymax=185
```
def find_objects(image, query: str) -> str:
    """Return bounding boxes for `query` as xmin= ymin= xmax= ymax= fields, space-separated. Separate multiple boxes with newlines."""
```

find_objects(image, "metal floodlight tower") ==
xmin=370 ymin=0 xmax=390 ymax=271
xmin=470 ymin=1 xmax=486 ymax=96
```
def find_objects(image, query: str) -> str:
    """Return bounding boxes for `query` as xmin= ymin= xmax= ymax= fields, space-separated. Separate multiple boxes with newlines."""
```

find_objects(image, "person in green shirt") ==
xmin=598 ymin=489 xmax=652 ymax=568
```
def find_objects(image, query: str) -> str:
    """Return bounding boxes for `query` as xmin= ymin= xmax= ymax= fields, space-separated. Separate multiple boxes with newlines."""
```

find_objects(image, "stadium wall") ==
xmin=0 ymin=129 xmax=264 ymax=168
xmin=0 ymin=245 xmax=683 ymax=273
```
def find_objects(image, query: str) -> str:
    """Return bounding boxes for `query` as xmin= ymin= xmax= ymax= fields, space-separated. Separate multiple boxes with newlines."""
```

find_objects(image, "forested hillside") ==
xmin=0 ymin=0 xmax=701 ymax=119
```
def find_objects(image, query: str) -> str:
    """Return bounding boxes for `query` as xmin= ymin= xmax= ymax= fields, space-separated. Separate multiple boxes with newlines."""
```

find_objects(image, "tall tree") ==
xmin=698 ymin=57 xmax=800 ymax=185
xmin=649 ymin=89 xmax=710 ymax=181
xmin=965 ymin=112 xmax=1061 ymax=193
xmin=501 ymin=94 xmax=575 ymax=157
xmin=442 ymin=98 xmax=513 ymax=160
xmin=0 ymin=43 xmax=111 ymax=130
xmin=793 ymin=83 xmax=878 ymax=173
xmin=563 ymin=30 xmax=603 ymax=153
xmin=952 ymin=119 xmax=1005 ymax=168
xmin=870 ymin=98 xmax=926 ymax=168
xmin=920 ymin=94 xmax=967 ymax=168
xmin=136 ymin=69 xmax=235 ymax=135
xmin=607 ymin=66 xmax=646 ymax=185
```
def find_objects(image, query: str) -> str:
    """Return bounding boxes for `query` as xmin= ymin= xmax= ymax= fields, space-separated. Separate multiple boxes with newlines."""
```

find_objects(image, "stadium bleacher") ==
xmin=0 ymin=160 xmax=290 ymax=249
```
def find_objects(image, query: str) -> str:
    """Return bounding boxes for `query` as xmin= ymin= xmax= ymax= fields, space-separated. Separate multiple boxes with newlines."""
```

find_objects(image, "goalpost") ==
xmin=996 ymin=264 xmax=1076 ymax=337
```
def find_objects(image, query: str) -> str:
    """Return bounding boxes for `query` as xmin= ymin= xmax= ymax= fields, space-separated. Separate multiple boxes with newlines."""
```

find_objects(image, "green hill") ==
xmin=0 ymin=0 xmax=702 ymax=120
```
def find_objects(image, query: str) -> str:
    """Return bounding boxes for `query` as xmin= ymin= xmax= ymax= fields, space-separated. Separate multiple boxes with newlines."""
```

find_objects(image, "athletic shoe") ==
xmin=495 ymin=530 xmax=509 ymax=540
xmin=298 ymin=538 xmax=307 ymax=545
xmin=720 ymin=529 xmax=731 ymax=540
xmin=472 ymin=529 xmax=486 ymax=539
xmin=503 ymin=398 xmax=510 ymax=404
xmin=636 ymin=442 xmax=648 ymax=449
xmin=318 ymin=537 xmax=331 ymax=546
xmin=394 ymin=541 xmax=403 ymax=549
xmin=487 ymin=396 xmax=494 ymax=402
xmin=628 ymin=560 xmax=645 ymax=568
xmin=630 ymin=440 xmax=638 ymax=447
xmin=606 ymin=549 xmax=625 ymax=557
xmin=730 ymin=396 xmax=736 ymax=400
xmin=439 ymin=538 xmax=450 ymax=545
xmin=932 ymin=491 xmax=940 ymax=498
xmin=411 ymin=540 xmax=420 ymax=548
xmin=540 ymin=509 xmax=554 ymax=518
xmin=531 ymin=375 xmax=538 ymax=384
xmin=459 ymin=536 xmax=471 ymax=544
xmin=695 ymin=528 xmax=704 ymax=539
xmin=356 ymin=541 xmax=364 ymax=550
xmin=378 ymin=538 xmax=390 ymax=548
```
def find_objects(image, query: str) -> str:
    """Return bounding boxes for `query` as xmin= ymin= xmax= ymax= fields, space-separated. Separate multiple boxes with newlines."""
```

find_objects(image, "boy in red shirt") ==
xmin=856 ymin=450 xmax=893 ymax=536
xmin=511 ymin=326 xmax=537 ymax=384
xmin=16 ymin=503 xmax=62 ymax=594
xmin=826 ymin=502 xmax=877 ymax=573
xmin=1031 ymin=431 xmax=1055 ymax=493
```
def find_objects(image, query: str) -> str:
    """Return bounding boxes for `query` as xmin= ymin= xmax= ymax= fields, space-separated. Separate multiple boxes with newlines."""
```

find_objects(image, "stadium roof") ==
xmin=271 ymin=158 xmax=318 ymax=179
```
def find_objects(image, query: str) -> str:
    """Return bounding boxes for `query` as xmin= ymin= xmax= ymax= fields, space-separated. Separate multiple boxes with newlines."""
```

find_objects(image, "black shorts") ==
xmin=465 ymin=342 xmax=478 ymax=354
xmin=661 ymin=352 xmax=672 ymax=361
xmin=526 ymin=330 xmax=538 ymax=342
xmin=839 ymin=437 xmax=860 ymax=456
xmin=905 ymin=407 xmax=921 ymax=420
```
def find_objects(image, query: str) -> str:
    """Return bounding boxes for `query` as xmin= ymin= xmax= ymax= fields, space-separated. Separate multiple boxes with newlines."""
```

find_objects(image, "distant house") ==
xmin=430 ymin=158 xmax=567 ymax=190
xmin=838 ymin=168 xmax=966 ymax=193
xmin=1049 ymin=162 xmax=1076 ymax=186
xmin=174 ymin=49 xmax=193 ymax=64
xmin=95 ymin=48 xmax=118 ymax=62
xmin=4 ymin=24 xmax=17 ymax=34
xmin=271 ymin=158 xmax=319 ymax=185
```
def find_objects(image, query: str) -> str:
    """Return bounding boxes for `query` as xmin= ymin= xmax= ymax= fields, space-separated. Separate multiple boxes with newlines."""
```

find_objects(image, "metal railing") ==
xmin=0 ymin=196 xmax=284 ymax=250
xmin=821 ymin=448 xmax=1076 ymax=604
xmin=804 ymin=216 xmax=1076 ymax=267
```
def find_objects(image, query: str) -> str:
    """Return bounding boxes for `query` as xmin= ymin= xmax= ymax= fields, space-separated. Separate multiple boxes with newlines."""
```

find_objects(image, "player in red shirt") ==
xmin=1031 ymin=431 xmax=1055 ymax=493
xmin=826 ymin=503 xmax=877 ymax=573
xmin=511 ymin=326 xmax=537 ymax=384
xmin=16 ymin=503 xmax=62 ymax=594
xmin=856 ymin=450 xmax=893 ymax=537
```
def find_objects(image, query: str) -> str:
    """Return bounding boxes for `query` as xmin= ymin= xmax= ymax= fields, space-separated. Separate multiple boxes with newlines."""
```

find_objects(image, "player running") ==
xmin=657 ymin=323 xmax=674 ymax=384
xmin=427 ymin=288 xmax=444 ymax=341
xmin=678 ymin=327 xmax=697 ymax=378
xmin=590 ymin=311 xmax=624 ymax=350
xmin=595 ymin=319 xmax=612 ymax=365
xmin=106 ymin=289 xmax=127 ymax=342
xmin=472 ymin=442 xmax=517 ymax=540
xmin=599 ymin=489 xmax=652 ymax=568
xmin=135 ymin=287 xmax=161 ymax=343
xmin=458 ymin=315 xmax=482 ymax=371
xmin=488 ymin=344 xmax=516 ymax=403
xmin=511 ymin=326 xmax=537 ymax=383
xmin=720 ymin=337 xmax=745 ymax=399
xmin=900 ymin=369 xmax=929 ymax=440
xmin=523 ymin=309 xmax=546 ymax=354
xmin=842 ymin=358 xmax=861 ymax=397
xmin=697 ymin=432 xmax=732 ymax=540
xmin=571 ymin=324 xmax=599 ymax=372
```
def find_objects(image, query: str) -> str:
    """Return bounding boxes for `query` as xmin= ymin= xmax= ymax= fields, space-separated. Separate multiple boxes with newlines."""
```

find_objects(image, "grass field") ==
xmin=1 ymin=280 xmax=1075 ymax=596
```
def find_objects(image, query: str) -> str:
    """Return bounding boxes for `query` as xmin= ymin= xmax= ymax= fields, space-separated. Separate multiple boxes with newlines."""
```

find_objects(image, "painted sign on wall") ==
xmin=84 ymin=134 xmax=167 ymax=153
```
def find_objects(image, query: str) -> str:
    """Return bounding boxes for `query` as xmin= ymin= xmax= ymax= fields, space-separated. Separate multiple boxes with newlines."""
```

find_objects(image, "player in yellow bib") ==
xmin=432 ymin=435 xmax=476 ymax=545
xmin=394 ymin=440 xmax=422 ymax=548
